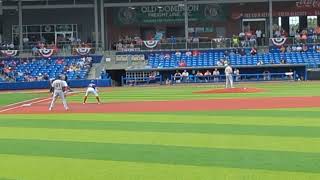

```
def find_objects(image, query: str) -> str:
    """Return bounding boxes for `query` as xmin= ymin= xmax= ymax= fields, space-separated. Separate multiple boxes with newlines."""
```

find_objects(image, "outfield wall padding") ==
xmin=0 ymin=79 xmax=111 ymax=90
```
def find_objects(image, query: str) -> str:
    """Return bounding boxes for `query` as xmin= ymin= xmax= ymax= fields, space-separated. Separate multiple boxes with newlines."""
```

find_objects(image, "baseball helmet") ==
xmin=56 ymin=75 xmax=63 ymax=80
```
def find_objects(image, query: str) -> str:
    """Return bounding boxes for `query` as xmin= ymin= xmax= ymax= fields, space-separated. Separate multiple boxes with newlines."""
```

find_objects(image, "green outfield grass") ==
xmin=68 ymin=82 xmax=320 ymax=103
xmin=0 ymin=82 xmax=320 ymax=180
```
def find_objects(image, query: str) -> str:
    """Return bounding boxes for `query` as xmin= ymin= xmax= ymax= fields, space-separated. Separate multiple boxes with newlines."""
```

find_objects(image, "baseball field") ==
xmin=0 ymin=82 xmax=320 ymax=180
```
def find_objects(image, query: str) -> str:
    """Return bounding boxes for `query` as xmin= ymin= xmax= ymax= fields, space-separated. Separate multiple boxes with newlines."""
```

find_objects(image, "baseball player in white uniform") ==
xmin=49 ymin=76 xmax=69 ymax=111
xmin=225 ymin=65 xmax=234 ymax=88
xmin=83 ymin=80 xmax=101 ymax=104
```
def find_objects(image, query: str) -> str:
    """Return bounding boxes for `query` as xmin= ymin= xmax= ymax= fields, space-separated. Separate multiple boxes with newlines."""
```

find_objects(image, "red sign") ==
xmin=230 ymin=1 xmax=320 ymax=20
xmin=296 ymin=0 xmax=320 ymax=8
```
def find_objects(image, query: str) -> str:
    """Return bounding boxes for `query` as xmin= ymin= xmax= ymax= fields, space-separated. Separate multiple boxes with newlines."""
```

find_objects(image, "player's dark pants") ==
xmin=50 ymin=87 xmax=54 ymax=93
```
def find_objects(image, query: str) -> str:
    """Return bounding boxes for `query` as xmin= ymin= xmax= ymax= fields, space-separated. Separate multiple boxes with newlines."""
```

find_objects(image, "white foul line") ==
xmin=1 ymin=97 xmax=43 ymax=108
xmin=0 ymin=91 xmax=80 ymax=114
xmin=0 ymin=97 xmax=52 ymax=113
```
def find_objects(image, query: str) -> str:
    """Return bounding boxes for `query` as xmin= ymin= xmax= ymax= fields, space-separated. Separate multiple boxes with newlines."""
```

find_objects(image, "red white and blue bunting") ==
xmin=39 ymin=48 xmax=54 ymax=58
xmin=75 ymin=47 xmax=91 ymax=56
xmin=271 ymin=38 xmax=287 ymax=47
xmin=1 ymin=50 xmax=18 ymax=57
xmin=143 ymin=40 xmax=158 ymax=49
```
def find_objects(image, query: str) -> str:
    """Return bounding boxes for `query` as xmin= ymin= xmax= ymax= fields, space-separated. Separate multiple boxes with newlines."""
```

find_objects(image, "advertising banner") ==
xmin=114 ymin=4 xmax=227 ymax=25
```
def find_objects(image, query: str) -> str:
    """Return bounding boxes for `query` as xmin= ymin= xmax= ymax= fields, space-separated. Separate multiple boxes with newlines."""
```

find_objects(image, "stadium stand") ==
xmin=146 ymin=49 xmax=320 ymax=68
xmin=0 ymin=56 xmax=101 ymax=82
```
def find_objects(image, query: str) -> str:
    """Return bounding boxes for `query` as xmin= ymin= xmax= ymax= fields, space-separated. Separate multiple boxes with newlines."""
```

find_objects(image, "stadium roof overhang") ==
xmin=1 ymin=0 xmax=298 ymax=9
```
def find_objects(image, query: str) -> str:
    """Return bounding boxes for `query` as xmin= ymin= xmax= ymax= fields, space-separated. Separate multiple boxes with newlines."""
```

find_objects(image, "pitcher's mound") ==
xmin=194 ymin=87 xmax=265 ymax=94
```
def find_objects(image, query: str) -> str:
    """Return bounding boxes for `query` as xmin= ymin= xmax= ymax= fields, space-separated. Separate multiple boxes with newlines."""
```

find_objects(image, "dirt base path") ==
xmin=2 ymin=96 xmax=320 ymax=114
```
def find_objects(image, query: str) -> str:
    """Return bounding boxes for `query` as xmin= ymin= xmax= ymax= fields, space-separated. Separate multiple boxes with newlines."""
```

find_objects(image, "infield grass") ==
xmin=0 ymin=93 xmax=46 ymax=107
xmin=68 ymin=81 xmax=320 ymax=103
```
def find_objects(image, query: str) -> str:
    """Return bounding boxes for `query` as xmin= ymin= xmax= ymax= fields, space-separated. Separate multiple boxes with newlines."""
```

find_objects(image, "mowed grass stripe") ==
xmin=166 ymin=109 xmax=320 ymax=119
xmin=0 ymin=139 xmax=320 ymax=173
xmin=1 ymin=127 xmax=320 ymax=153
xmin=1 ymin=110 xmax=320 ymax=127
xmin=68 ymin=82 xmax=320 ymax=102
xmin=1 ymin=119 xmax=320 ymax=138
xmin=2 ymin=154 xmax=320 ymax=180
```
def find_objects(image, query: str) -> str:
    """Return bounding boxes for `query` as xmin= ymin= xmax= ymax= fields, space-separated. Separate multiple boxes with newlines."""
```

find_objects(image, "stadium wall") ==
xmin=112 ymin=64 xmax=307 ymax=86
xmin=0 ymin=79 xmax=111 ymax=91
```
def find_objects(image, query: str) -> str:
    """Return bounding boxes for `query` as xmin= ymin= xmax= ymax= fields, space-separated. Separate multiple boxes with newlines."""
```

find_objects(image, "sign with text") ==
xmin=115 ymin=4 xmax=227 ymax=25
xmin=296 ymin=0 xmax=320 ymax=8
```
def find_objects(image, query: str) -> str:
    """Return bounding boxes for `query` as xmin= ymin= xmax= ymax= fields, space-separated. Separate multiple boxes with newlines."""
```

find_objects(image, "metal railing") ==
xmin=121 ymin=75 xmax=163 ymax=86
xmin=170 ymin=73 xmax=297 ymax=84
xmin=269 ymin=36 xmax=320 ymax=46
xmin=0 ymin=43 xmax=105 ymax=58
xmin=115 ymin=37 xmax=266 ymax=52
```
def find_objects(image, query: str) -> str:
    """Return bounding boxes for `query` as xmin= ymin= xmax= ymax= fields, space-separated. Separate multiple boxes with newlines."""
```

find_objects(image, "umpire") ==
xmin=49 ymin=78 xmax=55 ymax=93
xmin=63 ymin=74 xmax=73 ymax=92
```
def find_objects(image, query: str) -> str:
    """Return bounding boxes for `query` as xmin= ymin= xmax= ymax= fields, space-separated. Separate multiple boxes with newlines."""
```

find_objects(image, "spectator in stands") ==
xmin=149 ymin=71 xmax=157 ymax=83
xmin=301 ymin=30 xmax=308 ymax=44
xmin=164 ymin=53 xmax=171 ymax=60
xmin=32 ymin=46 xmax=39 ymax=56
xmin=43 ymin=73 xmax=49 ymax=81
xmin=174 ymin=71 xmax=182 ymax=83
xmin=280 ymin=46 xmax=286 ymax=53
xmin=302 ymin=44 xmax=308 ymax=52
xmin=224 ymin=50 xmax=229 ymax=57
xmin=249 ymin=35 xmax=257 ymax=47
xmin=170 ymin=36 xmax=177 ymax=44
xmin=179 ymin=60 xmax=187 ymax=67
xmin=186 ymin=51 xmax=192 ymax=57
xmin=204 ymin=70 xmax=211 ymax=76
xmin=165 ymin=78 xmax=172 ymax=85
xmin=281 ymin=28 xmax=288 ymax=37
xmin=295 ymin=73 xmax=301 ymax=81
xmin=250 ymin=46 xmax=257 ymax=55
xmin=287 ymin=69 xmax=294 ymax=80
xmin=129 ymin=42 xmax=134 ymax=49
xmin=274 ymin=28 xmax=281 ymax=37
xmin=9 ymin=43 xmax=14 ymax=50
xmin=256 ymin=29 xmax=262 ymax=46
xmin=56 ymin=58 xmax=64 ymax=65
xmin=212 ymin=68 xmax=220 ymax=82
xmin=223 ymin=59 xmax=229 ymax=66
xmin=37 ymin=73 xmax=44 ymax=81
xmin=181 ymin=70 xmax=189 ymax=83
xmin=116 ymin=42 xmax=123 ymax=51
xmin=269 ymin=59 xmax=275 ymax=64
xmin=232 ymin=35 xmax=240 ymax=47
xmin=229 ymin=49 xmax=237 ymax=56
xmin=0 ymin=60 xmax=4 ymax=67
xmin=204 ymin=70 xmax=211 ymax=82
xmin=263 ymin=70 xmax=271 ymax=80
xmin=296 ymin=45 xmax=303 ymax=52
xmin=286 ymin=46 xmax=292 ymax=53
xmin=175 ymin=51 xmax=182 ymax=57
xmin=217 ymin=59 xmax=224 ymax=66
xmin=239 ymin=32 xmax=245 ymax=46
xmin=281 ymin=59 xmax=287 ymax=64
xmin=17 ymin=70 xmax=23 ymax=77
xmin=196 ymin=71 xmax=204 ymax=82
xmin=294 ymin=30 xmax=301 ymax=42
xmin=238 ymin=48 xmax=246 ymax=56
xmin=257 ymin=60 xmax=264 ymax=66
